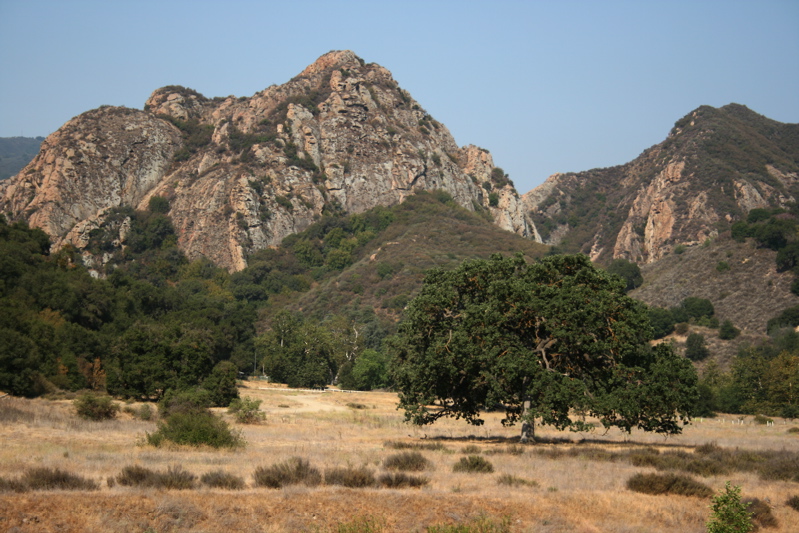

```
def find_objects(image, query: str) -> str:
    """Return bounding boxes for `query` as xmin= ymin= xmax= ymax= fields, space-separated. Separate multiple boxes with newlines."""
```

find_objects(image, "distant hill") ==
xmin=0 ymin=136 xmax=43 ymax=180
xmin=524 ymin=104 xmax=799 ymax=265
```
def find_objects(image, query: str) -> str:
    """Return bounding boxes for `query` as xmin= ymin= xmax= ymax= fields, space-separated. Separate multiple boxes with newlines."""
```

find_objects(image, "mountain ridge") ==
xmin=0 ymin=50 xmax=536 ymax=272
xmin=524 ymin=103 xmax=799 ymax=264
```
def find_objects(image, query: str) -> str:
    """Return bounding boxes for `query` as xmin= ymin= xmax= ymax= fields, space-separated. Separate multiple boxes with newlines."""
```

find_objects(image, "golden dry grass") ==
xmin=1 ymin=382 xmax=798 ymax=532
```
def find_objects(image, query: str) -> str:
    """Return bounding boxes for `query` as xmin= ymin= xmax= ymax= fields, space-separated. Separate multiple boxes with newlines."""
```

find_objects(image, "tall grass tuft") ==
xmin=253 ymin=457 xmax=321 ymax=488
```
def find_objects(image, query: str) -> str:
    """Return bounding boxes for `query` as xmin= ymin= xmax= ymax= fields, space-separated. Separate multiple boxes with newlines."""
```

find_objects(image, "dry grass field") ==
xmin=1 ymin=382 xmax=798 ymax=532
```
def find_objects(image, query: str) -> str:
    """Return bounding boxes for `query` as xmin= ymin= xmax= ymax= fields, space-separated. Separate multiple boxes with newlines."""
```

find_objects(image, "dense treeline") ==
xmin=0 ymin=208 xmax=253 ymax=402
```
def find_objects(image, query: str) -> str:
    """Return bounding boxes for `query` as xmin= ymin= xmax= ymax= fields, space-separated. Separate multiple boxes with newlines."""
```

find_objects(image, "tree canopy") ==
xmin=389 ymin=253 xmax=698 ymax=441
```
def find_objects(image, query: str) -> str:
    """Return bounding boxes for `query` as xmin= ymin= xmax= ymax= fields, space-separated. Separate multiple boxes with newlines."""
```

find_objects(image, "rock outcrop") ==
xmin=0 ymin=50 xmax=538 ymax=271
xmin=524 ymin=104 xmax=799 ymax=264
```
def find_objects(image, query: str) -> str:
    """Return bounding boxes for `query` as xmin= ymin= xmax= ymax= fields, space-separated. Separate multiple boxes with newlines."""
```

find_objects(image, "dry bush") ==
xmin=742 ymin=498 xmax=778 ymax=530
xmin=452 ymin=455 xmax=494 ymax=474
xmin=496 ymin=473 xmax=537 ymax=487
xmin=487 ymin=444 xmax=525 ymax=456
xmin=384 ymin=440 xmax=446 ymax=452
xmin=200 ymin=470 xmax=246 ymax=490
xmin=786 ymin=494 xmax=799 ymax=512
xmin=383 ymin=451 xmax=431 ymax=472
xmin=253 ymin=457 xmax=321 ymax=488
xmin=324 ymin=466 xmax=375 ymax=488
xmin=626 ymin=472 xmax=712 ymax=498
xmin=786 ymin=427 xmax=799 ymax=434
xmin=0 ymin=403 xmax=28 ymax=423
xmin=377 ymin=472 xmax=429 ymax=488
xmin=0 ymin=467 xmax=100 ymax=491
xmin=461 ymin=444 xmax=482 ymax=454
xmin=115 ymin=465 xmax=196 ymax=489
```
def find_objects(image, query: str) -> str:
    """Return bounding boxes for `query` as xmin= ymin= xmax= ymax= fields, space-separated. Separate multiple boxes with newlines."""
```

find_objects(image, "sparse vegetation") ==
xmin=0 ymin=467 xmax=99 ymax=492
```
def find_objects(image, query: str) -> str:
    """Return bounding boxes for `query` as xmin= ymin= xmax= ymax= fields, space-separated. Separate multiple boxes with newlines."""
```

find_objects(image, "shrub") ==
xmin=488 ymin=192 xmax=499 ymax=208
xmin=719 ymin=320 xmax=740 ymax=340
xmin=496 ymin=473 xmax=537 ymax=487
xmin=461 ymin=444 xmax=481 ymax=454
xmin=626 ymin=472 xmax=712 ymax=497
xmin=253 ymin=457 xmax=321 ymax=488
xmin=325 ymin=466 xmax=375 ymax=488
xmin=146 ymin=409 xmax=244 ymax=449
xmin=200 ymin=470 xmax=246 ymax=490
xmin=228 ymin=397 xmax=266 ymax=424
xmin=453 ymin=455 xmax=494 ymax=474
xmin=116 ymin=464 xmax=196 ymax=489
xmin=753 ymin=414 xmax=773 ymax=425
xmin=73 ymin=393 xmax=119 ymax=420
xmin=427 ymin=515 xmax=512 ymax=533
xmin=743 ymin=498 xmax=778 ymax=529
xmin=685 ymin=333 xmax=710 ymax=361
xmin=18 ymin=467 xmax=99 ymax=491
xmin=786 ymin=495 xmax=799 ymax=512
xmin=787 ymin=427 xmax=799 ymax=434
xmin=377 ymin=472 xmax=429 ymax=488
xmin=706 ymin=482 xmax=753 ymax=533
xmin=383 ymin=451 xmax=431 ymax=472
xmin=137 ymin=403 xmax=154 ymax=420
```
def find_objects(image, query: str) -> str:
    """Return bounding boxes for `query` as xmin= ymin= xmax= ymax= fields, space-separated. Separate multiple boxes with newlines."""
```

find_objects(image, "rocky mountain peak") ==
xmin=1 ymin=51 xmax=537 ymax=272
xmin=525 ymin=104 xmax=799 ymax=264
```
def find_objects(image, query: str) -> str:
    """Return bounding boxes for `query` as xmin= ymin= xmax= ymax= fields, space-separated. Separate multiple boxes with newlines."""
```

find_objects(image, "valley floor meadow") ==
xmin=1 ymin=382 xmax=798 ymax=532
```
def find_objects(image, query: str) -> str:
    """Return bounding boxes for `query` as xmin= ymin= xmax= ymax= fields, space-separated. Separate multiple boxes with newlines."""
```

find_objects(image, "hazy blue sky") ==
xmin=1 ymin=0 xmax=797 ymax=193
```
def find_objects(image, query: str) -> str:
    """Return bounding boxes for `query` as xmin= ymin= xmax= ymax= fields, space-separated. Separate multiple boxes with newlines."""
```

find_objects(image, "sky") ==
xmin=1 ymin=0 xmax=797 ymax=193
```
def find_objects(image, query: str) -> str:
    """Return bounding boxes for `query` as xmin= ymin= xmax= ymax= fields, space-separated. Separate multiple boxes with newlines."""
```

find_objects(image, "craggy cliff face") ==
xmin=0 ymin=50 xmax=537 ymax=271
xmin=524 ymin=104 xmax=799 ymax=264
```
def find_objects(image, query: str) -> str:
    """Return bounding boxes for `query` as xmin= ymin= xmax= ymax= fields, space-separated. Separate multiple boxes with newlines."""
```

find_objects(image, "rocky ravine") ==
xmin=0 ymin=50 xmax=537 ymax=272
xmin=523 ymin=104 xmax=799 ymax=265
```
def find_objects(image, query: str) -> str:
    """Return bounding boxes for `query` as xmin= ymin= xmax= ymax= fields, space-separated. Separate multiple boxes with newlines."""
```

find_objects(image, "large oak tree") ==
xmin=389 ymin=254 xmax=698 ymax=441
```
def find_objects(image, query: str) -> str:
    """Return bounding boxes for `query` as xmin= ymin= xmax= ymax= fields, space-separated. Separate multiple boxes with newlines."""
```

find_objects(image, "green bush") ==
xmin=719 ymin=320 xmax=740 ymax=340
xmin=146 ymin=409 xmax=244 ymax=449
xmin=200 ymin=470 xmax=246 ymax=490
xmin=706 ymin=482 xmax=753 ymax=533
xmin=324 ymin=466 xmax=375 ymax=488
xmin=488 ymin=192 xmax=499 ymax=208
xmin=453 ymin=455 xmax=494 ymax=474
xmin=383 ymin=451 xmax=432 ymax=472
xmin=685 ymin=333 xmax=710 ymax=361
xmin=626 ymin=472 xmax=712 ymax=497
xmin=228 ymin=397 xmax=266 ymax=424
xmin=73 ymin=393 xmax=119 ymax=420
xmin=253 ymin=457 xmax=321 ymax=488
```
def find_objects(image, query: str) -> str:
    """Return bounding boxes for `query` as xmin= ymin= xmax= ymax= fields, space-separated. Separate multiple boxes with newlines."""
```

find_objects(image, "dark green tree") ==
xmin=389 ymin=254 xmax=698 ymax=442
xmin=685 ymin=333 xmax=710 ymax=361
xmin=719 ymin=320 xmax=740 ymax=340
xmin=606 ymin=258 xmax=643 ymax=292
